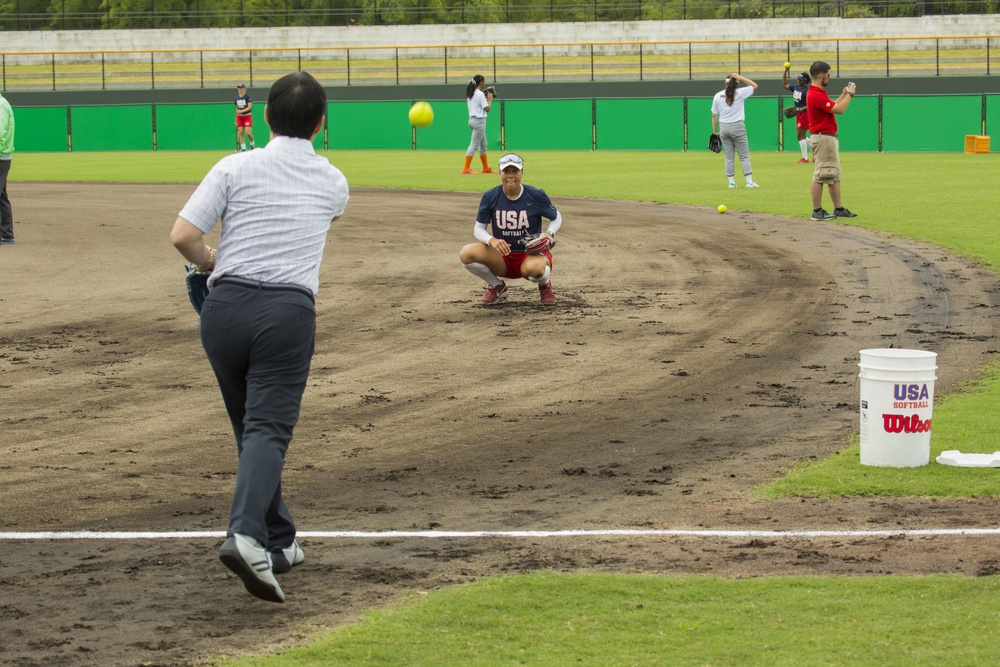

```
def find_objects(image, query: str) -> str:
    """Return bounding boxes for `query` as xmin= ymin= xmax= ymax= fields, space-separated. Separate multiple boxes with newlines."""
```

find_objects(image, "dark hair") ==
xmin=466 ymin=74 xmax=485 ymax=99
xmin=266 ymin=71 xmax=327 ymax=140
xmin=809 ymin=61 xmax=831 ymax=78
xmin=724 ymin=76 xmax=738 ymax=106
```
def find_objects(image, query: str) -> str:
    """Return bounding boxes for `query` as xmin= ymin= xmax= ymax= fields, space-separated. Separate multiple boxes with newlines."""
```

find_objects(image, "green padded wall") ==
xmin=595 ymin=98 xmax=684 ymax=150
xmin=503 ymin=100 xmax=594 ymax=151
xmin=329 ymin=101 xmax=413 ymax=150
xmin=156 ymin=103 xmax=235 ymax=151
xmin=412 ymin=100 xmax=501 ymax=152
xmin=15 ymin=107 xmax=68 ymax=152
xmin=987 ymin=95 xmax=999 ymax=142
xmin=156 ymin=103 xmax=321 ymax=151
xmin=743 ymin=96 xmax=779 ymax=152
xmin=883 ymin=95 xmax=982 ymax=152
xmin=779 ymin=96 xmax=802 ymax=152
xmin=696 ymin=95 xmax=779 ymax=152
xmin=15 ymin=96 xmax=995 ymax=153
xmin=836 ymin=95 xmax=880 ymax=152
xmin=71 ymin=105 xmax=153 ymax=151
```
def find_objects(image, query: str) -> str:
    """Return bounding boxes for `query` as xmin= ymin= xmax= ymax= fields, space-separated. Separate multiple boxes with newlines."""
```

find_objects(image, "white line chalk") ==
xmin=3 ymin=528 xmax=1000 ymax=540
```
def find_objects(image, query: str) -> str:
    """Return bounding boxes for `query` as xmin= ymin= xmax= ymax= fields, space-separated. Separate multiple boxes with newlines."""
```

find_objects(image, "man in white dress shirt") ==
xmin=170 ymin=71 xmax=349 ymax=603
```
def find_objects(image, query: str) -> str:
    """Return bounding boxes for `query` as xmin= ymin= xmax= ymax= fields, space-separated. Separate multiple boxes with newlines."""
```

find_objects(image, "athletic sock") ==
xmin=463 ymin=155 xmax=474 ymax=171
xmin=799 ymin=138 xmax=809 ymax=159
xmin=528 ymin=265 xmax=551 ymax=285
xmin=480 ymin=154 xmax=490 ymax=170
xmin=464 ymin=262 xmax=502 ymax=287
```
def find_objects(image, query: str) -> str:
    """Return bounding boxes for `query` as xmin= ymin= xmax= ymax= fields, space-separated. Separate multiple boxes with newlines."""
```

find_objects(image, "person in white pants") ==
xmin=711 ymin=73 xmax=760 ymax=188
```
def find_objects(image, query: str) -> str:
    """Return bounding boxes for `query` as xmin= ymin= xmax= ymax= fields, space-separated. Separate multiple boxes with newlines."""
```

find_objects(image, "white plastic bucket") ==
xmin=858 ymin=348 xmax=937 ymax=467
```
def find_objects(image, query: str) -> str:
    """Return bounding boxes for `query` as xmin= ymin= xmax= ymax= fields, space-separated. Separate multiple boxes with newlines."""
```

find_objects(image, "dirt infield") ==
xmin=3 ymin=183 xmax=1000 ymax=666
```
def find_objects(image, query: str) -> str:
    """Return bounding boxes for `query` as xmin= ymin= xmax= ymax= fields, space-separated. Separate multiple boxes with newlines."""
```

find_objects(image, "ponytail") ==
xmin=724 ymin=77 xmax=738 ymax=106
xmin=465 ymin=74 xmax=485 ymax=99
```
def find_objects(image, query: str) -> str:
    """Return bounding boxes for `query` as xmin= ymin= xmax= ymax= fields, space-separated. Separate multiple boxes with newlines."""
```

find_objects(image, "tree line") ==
xmin=1 ymin=0 xmax=997 ymax=31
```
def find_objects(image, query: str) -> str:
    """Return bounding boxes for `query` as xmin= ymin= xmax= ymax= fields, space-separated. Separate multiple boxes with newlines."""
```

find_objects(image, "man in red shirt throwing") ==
xmin=806 ymin=61 xmax=858 ymax=221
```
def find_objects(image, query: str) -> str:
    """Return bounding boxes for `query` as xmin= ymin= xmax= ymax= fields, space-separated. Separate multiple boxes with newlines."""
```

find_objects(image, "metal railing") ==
xmin=1 ymin=36 xmax=996 ymax=91
xmin=2 ymin=0 xmax=999 ymax=31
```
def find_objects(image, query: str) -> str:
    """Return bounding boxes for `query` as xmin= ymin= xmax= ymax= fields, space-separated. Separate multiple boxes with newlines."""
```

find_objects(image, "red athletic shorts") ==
xmin=502 ymin=250 xmax=553 ymax=279
xmin=796 ymin=109 xmax=809 ymax=132
xmin=236 ymin=114 xmax=253 ymax=127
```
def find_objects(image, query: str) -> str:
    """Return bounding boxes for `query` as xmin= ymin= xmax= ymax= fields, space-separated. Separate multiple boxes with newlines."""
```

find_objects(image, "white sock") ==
xmin=728 ymin=177 xmax=736 ymax=185
xmin=745 ymin=176 xmax=754 ymax=185
xmin=799 ymin=139 xmax=809 ymax=159
xmin=465 ymin=262 xmax=503 ymax=287
xmin=528 ymin=265 xmax=551 ymax=285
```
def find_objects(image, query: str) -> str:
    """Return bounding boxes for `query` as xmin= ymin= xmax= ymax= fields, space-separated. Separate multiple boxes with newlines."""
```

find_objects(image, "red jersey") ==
xmin=806 ymin=84 xmax=838 ymax=134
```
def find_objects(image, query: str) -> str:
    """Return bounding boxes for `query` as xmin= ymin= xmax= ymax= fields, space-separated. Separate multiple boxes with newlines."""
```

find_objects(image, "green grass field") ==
xmin=12 ymin=149 xmax=1000 ymax=665
xmin=217 ymin=572 xmax=1000 ymax=666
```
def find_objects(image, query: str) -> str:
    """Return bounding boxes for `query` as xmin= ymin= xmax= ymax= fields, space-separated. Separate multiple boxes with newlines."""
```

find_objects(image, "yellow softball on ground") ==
xmin=718 ymin=204 xmax=728 ymax=214
xmin=784 ymin=61 xmax=791 ymax=69
xmin=408 ymin=101 xmax=434 ymax=128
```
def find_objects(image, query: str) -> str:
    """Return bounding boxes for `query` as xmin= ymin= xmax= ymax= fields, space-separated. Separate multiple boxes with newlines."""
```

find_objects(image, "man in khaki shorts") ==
xmin=805 ymin=61 xmax=858 ymax=221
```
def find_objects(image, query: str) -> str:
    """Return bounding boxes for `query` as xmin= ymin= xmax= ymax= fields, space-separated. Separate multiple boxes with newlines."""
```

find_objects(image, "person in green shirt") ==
xmin=0 ymin=92 xmax=14 ymax=244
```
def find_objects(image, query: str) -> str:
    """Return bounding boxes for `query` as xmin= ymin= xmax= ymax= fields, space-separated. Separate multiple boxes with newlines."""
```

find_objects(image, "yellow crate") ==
xmin=965 ymin=135 xmax=990 ymax=154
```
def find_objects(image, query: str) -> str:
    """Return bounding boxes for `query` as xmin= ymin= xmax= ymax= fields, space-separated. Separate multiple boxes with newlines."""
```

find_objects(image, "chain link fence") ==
xmin=1 ymin=36 xmax=996 ymax=91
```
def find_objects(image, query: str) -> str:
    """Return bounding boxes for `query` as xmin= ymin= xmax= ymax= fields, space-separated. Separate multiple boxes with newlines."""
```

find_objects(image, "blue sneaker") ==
xmin=728 ymin=183 xmax=737 ymax=188
xmin=745 ymin=182 xmax=760 ymax=188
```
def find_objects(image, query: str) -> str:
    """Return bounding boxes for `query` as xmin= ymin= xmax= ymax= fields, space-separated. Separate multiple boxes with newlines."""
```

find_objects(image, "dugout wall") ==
xmin=13 ymin=94 xmax=998 ymax=153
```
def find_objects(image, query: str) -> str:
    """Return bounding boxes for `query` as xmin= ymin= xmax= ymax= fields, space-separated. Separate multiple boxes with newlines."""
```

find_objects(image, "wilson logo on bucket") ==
xmin=882 ymin=414 xmax=932 ymax=434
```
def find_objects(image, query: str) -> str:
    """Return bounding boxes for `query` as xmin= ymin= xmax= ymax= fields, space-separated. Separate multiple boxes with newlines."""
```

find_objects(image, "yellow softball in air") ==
xmin=408 ymin=101 xmax=434 ymax=128
xmin=718 ymin=204 xmax=728 ymax=214
xmin=784 ymin=61 xmax=791 ymax=69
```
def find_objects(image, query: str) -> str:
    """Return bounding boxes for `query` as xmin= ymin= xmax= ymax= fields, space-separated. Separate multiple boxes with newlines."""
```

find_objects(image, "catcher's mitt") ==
xmin=782 ymin=105 xmax=799 ymax=119
xmin=708 ymin=133 xmax=722 ymax=153
xmin=184 ymin=247 xmax=215 ymax=314
xmin=185 ymin=266 xmax=211 ymax=314
xmin=485 ymin=85 xmax=498 ymax=98
xmin=521 ymin=233 xmax=554 ymax=255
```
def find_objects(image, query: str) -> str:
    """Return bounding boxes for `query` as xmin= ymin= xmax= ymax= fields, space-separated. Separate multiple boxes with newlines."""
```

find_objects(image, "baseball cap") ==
xmin=498 ymin=153 xmax=524 ymax=171
xmin=797 ymin=72 xmax=811 ymax=83
xmin=237 ymin=83 xmax=246 ymax=88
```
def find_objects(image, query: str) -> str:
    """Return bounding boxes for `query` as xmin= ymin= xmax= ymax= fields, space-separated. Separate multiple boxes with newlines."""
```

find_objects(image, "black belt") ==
xmin=214 ymin=276 xmax=314 ymax=303
xmin=816 ymin=132 xmax=838 ymax=137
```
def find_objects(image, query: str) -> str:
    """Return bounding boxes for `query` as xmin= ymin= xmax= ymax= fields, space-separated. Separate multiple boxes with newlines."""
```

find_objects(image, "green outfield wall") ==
xmin=12 ymin=94 xmax=997 ymax=153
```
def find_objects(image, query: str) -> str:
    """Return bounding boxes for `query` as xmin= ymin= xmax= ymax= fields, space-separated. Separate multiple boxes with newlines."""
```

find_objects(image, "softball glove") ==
xmin=708 ymin=133 xmax=722 ymax=153
xmin=522 ymin=233 xmax=554 ymax=254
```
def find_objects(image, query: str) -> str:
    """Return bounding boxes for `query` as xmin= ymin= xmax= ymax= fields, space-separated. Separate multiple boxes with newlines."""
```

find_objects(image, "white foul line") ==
xmin=2 ymin=528 xmax=1000 ymax=540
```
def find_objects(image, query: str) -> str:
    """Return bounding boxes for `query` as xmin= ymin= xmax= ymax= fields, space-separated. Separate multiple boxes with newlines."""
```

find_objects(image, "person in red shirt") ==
xmin=806 ymin=61 xmax=858 ymax=221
